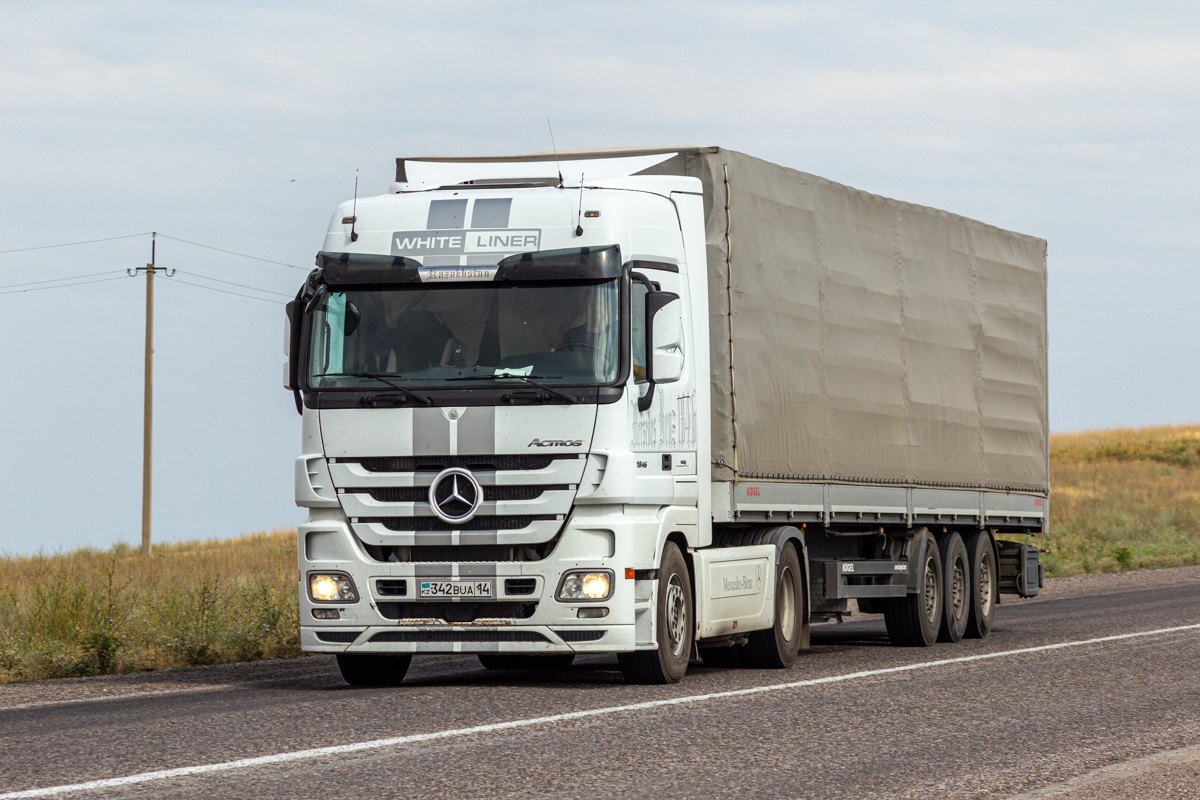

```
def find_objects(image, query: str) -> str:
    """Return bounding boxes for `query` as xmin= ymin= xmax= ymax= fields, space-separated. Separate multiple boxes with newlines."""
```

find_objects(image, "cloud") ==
xmin=1 ymin=1 xmax=1199 ymax=553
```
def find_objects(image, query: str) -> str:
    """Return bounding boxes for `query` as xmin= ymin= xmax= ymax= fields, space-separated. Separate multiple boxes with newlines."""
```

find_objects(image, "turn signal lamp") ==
xmin=308 ymin=572 xmax=358 ymax=603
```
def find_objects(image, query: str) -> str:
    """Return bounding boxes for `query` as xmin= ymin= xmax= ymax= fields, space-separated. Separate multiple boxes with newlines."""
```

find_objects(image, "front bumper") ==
xmin=297 ymin=505 xmax=661 ymax=655
xmin=301 ymin=623 xmax=637 ymax=654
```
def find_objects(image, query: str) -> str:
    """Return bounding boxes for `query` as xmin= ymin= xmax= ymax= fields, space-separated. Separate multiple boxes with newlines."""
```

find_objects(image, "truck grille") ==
xmin=366 ymin=485 xmax=567 ymax=503
xmin=315 ymin=631 xmax=362 ymax=644
xmin=357 ymin=455 xmax=570 ymax=472
xmin=362 ymin=541 xmax=558 ymax=563
xmin=377 ymin=515 xmax=553 ymax=532
xmin=369 ymin=630 xmax=549 ymax=643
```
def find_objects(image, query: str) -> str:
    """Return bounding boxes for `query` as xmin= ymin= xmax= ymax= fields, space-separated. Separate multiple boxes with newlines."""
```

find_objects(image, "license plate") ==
xmin=418 ymin=580 xmax=494 ymax=599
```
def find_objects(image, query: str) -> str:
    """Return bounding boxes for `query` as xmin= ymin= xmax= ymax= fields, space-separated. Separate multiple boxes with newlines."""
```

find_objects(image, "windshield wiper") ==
xmin=318 ymin=371 xmax=432 ymax=406
xmin=444 ymin=373 xmax=578 ymax=404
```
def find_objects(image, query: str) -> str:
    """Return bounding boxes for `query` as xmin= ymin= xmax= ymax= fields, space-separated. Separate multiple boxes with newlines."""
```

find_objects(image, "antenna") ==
xmin=547 ymin=117 xmax=564 ymax=188
xmin=350 ymin=170 xmax=360 ymax=242
xmin=575 ymin=173 xmax=585 ymax=237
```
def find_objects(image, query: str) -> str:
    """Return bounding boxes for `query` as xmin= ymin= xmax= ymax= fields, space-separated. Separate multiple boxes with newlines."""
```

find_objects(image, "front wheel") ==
xmin=618 ymin=542 xmax=692 ymax=684
xmin=336 ymin=653 xmax=412 ymax=687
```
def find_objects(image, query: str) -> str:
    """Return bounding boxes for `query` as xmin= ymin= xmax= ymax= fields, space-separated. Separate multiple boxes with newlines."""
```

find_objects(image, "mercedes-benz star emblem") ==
xmin=429 ymin=467 xmax=483 ymax=524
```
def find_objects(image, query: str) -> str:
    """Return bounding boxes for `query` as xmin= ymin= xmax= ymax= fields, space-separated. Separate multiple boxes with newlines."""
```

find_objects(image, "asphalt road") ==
xmin=3 ymin=566 xmax=1200 ymax=799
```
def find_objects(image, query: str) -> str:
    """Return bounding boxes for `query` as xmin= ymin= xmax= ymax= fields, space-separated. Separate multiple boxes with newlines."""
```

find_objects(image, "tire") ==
xmin=937 ymin=532 xmax=970 ymax=643
xmin=964 ymin=530 xmax=997 ymax=639
xmin=336 ymin=653 xmax=412 ymax=687
xmin=743 ymin=542 xmax=804 ymax=668
xmin=618 ymin=542 xmax=692 ymax=684
xmin=698 ymin=644 xmax=744 ymax=668
xmin=883 ymin=529 xmax=943 ymax=647
xmin=477 ymin=654 xmax=575 ymax=670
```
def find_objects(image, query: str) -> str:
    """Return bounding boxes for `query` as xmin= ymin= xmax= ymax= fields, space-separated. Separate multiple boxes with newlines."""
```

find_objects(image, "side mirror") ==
xmin=286 ymin=299 xmax=303 ymax=414
xmin=650 ymin=297 xmax=683 ymax=384
xmin=638 ymin=292 xmax=684 ymax=412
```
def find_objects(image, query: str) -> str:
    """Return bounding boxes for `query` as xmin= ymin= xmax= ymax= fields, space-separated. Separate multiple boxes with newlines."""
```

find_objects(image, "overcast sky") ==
xmin=2 ymin=2 xmax=1198 ymax=554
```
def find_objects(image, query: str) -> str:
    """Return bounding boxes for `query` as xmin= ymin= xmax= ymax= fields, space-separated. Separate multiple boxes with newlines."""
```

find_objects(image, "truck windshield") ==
xmin=307 ymin=280 xmax=619 ymax=388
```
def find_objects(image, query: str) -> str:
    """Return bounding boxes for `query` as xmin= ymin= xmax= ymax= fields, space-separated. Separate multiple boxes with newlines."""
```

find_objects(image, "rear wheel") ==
xmin=937 ymin=532 xmax=970 ymax=643
xmin=477 ymin=654 xmax=575 ymax=670
xmin=336 ymin=653 xmax=412 ymax=687
xmin=964 ymin=530 xmax=997 ymax=639
xmin=743 ymin=542 xmax=804 ymax=668
xmin=883 ymin=529 xmax=943 ymax=647
xmin=618 ymin=542 xmax=692 ymax=684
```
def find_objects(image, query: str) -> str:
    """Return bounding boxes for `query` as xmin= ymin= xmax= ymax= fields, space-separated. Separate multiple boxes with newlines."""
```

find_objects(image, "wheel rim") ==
xmin=665 ymin=574 xmax=688 ymax=657
xmin=951 ymin=557 xmax=966 ymax=621
xmin=922 ymin=554 xmax=940 ymax=626
xmin=779 ymin=566 xmax=797 ymax=642
xmin=979 ymin=551 xmax=994 ymax=617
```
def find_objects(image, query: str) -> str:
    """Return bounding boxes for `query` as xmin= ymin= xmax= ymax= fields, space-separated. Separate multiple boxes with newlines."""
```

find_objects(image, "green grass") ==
xmin=0 ymin=531 xmax=300 ymax=684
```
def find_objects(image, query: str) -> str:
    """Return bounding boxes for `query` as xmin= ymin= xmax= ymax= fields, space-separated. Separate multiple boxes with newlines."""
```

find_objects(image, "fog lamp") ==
xmin=308 ymin=572 xmax=358 ymax=603
xmin=556 ymin=570 xmax=613 ymax=602
xmin=311 ymin=608 xmax=341 ymax=620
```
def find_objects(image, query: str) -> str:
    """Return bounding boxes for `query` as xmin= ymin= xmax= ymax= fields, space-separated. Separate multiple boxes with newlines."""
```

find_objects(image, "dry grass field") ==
xmin=1032 ymin=423 xmax=1200 ymax=576
xmin=1 ymin=424 xmax=1197 ymax=683
xmin=0 ymin=531 xmax=300 ymax=684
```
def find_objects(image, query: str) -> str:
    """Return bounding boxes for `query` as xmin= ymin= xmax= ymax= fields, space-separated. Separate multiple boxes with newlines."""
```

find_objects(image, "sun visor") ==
xmin=317 ymin=245 xmax=623 ymax=287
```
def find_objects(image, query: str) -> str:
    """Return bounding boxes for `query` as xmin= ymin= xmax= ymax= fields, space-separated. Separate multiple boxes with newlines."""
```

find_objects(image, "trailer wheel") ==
xmin=937 ymin=532 xmax=970 ymax=643
xmin=477 ymin=654 xmax=575 ymax=670
xmin=618 ymin=541 xmax=692 ymax=684
xmin=336 ymin=653 xmax=412 ymax=687
xmin=964 ymin=530 xmax=997 ymax=639
xmin=743 ymin=542 xmax=804 ymax=668
xmin=883 ymin=529 xmax=943 ymax=647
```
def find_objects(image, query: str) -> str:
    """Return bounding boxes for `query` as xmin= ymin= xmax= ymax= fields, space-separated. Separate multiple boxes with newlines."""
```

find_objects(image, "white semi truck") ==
xmin=286 ymin=147 xmax=1048 ymax=686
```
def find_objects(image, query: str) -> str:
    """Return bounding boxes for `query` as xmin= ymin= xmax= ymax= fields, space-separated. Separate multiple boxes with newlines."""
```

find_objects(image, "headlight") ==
xmin=308 ymin=572 xmax=358 ymax=603
xmin=556 ymin=570 xmax=613 ymax=602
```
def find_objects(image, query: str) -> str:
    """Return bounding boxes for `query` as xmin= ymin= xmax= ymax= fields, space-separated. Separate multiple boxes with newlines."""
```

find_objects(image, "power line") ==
xmin=165 ymin=277 xmax=288 ymax=305
xmin=0 ymin=275 xmax=130 ymax=296
xmin=157 ymin=234 xmax=309 ymax=270
xmin=174 ymin=270 xmax=294 ymax=297
xmin=0 ymin=233 xmax=151 ymax=255
xmin=0 ymin=270 xmax=127 ymax=290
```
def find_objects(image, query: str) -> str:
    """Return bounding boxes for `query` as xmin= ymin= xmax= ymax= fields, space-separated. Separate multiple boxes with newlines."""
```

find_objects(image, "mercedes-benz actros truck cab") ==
xmin=286 ymin=147 xmax=1049 ymax=686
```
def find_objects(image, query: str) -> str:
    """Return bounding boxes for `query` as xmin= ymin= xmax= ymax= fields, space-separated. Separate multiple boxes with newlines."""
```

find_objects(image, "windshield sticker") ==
xmin=417 ymin=265 xmax=500 ymax=282
xmin=392 ymin=228 xmax=541 ymax=257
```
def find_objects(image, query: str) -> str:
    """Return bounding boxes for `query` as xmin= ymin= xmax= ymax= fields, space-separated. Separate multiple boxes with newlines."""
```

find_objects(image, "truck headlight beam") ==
xmin=555 ymin=570 xmax=613 ymax=602
xmin=308 ymin=572 xmax=359 ymax=603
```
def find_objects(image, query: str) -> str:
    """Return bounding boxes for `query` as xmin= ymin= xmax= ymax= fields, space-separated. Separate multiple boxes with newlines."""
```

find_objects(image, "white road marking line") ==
xmin=3 ymin=622 xmax=1199 ymax=800
xmin=1005 ymin=741 xmax=1200 ymax=798
xmin=0 ymin=685 xmax=240 ymax=712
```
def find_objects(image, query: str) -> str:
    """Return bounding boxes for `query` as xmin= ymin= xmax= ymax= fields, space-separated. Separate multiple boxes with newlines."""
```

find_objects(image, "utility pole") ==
xmin=129 ymin=233 xmax=170 ymax=556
